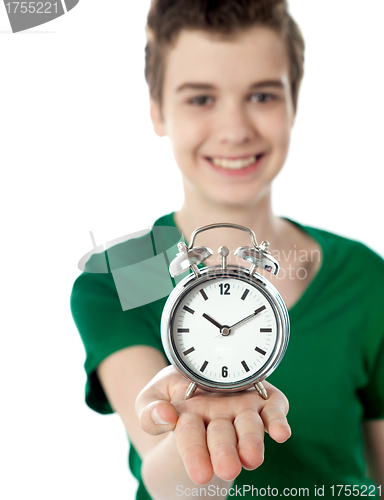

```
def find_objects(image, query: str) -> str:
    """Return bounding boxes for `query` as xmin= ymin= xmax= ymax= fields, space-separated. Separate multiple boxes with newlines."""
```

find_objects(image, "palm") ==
xmin=169 ymin=377 xmax=263 ymax=422
xmin=137 ymin=366 xmax=290 ymax=484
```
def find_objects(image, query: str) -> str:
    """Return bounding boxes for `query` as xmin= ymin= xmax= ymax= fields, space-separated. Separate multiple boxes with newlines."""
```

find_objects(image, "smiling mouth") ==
xmin=205 ymin=154 xmax=264 ymax=170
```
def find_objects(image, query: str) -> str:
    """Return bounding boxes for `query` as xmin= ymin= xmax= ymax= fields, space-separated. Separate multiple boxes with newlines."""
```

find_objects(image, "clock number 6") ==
xmin=222 ymin=366 xmax=228 ymax=377
xmin=219 ymin=283 xmax=230 ymax=295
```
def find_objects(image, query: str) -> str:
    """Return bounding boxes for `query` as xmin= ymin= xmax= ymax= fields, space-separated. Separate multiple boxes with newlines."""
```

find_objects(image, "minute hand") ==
xmin=229 ymin=305 xmax=266 ymax=330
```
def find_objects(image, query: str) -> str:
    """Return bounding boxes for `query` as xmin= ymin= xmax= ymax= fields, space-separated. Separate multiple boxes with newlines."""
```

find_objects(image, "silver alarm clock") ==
xmin=161 ymin=223 xmax=289 ymax=400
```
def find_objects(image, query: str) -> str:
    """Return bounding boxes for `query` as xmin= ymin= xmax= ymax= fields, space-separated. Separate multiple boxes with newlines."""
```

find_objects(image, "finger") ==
xmin=135 ymin=366 xmax=182 ymax=435
xmin=139 ymin=400 xmax=178 ymax=435
xmin=207 ymin=417 xmax=242 ymax=481
xmin=135 ymin=365 xmax=176 ymax=416
xmin=234 ymin=408 xmax=265 ymax=470
xmin=175 ymin=412 xmax=214 ymax=485
xmin=259 ymin=388 xmax=291 ymax=443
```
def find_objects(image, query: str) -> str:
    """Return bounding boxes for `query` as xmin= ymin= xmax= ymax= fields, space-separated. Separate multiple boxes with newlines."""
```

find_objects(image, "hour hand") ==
xmin=202 ymin=313 xmax=224 ymax=330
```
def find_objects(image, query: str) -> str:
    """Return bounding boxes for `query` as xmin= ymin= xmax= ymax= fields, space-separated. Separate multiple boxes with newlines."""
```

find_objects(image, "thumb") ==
xmin=138 ymin=400 xmax=178 ymax=435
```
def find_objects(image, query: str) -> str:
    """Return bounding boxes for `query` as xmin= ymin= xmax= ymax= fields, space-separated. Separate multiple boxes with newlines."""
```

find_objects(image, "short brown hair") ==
xmin=145 ymin=0 xmax=305 ymax=112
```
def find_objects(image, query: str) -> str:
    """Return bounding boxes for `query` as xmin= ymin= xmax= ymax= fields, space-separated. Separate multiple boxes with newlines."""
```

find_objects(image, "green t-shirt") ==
xmin=70 ymin=213 xmax=384 ymax=499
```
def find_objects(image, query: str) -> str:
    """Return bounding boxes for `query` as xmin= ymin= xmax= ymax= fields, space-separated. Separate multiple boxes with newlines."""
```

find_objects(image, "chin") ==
xmin=213 ymin=183 xmax=268 ymax=205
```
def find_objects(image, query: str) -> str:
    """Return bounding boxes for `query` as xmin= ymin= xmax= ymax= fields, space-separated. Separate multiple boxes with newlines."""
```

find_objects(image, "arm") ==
xmin=97 ymin=346 xmax=235 ymax=500
xmin=362 ymin=419 xmax=384 ymax=487
xmin=97 ymin=345 xmax=168 ymax=457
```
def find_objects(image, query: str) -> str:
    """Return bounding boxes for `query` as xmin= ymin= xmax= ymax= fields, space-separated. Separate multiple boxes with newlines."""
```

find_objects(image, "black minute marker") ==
xmin=255 ymin=347 xmax=266 ymax=355
xmin=183 ymin=305 xmax=195 ymax=314
xmin=183 ymin=347 xmax=195 ymax=356
xmin=255 ymin=305 xmax=266 ymax=315
xmin=241 ymin=360 xmax=250 ymax=372
xmin=200 ymin=360 xmax=209 ymax=372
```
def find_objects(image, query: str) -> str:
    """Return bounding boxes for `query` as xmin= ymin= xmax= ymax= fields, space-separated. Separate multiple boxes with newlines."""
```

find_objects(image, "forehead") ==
xmin=163 ymin=27 xmax=290 ymax=92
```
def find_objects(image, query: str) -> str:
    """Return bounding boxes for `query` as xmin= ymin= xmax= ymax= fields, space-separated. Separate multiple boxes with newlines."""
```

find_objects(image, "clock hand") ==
xmin=202 ymin=313 xmax=224 ymax=330
xmin=229 ymin=305 xmax=266 ymax=330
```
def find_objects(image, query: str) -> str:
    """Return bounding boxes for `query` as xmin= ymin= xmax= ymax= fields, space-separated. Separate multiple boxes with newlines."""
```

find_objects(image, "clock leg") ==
xmin=184 ymin=382 xmax=197 ymax=400
xmin=254 ymin=381 xmax=268 ymax=400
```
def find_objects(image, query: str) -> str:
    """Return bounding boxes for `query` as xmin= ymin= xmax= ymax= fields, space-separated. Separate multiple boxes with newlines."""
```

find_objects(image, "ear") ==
xmin=149 ymin=97 xmax=166 ymax=137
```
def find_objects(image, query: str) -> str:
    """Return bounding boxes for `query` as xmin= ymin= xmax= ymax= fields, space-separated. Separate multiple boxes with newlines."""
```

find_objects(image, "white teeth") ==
xmin=211 ymin=155 xmax=257 ymax=169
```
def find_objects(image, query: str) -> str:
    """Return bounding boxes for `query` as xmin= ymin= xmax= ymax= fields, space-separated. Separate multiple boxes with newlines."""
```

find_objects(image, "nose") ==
xmin=216 ymin=102 xmax=256 ymax=146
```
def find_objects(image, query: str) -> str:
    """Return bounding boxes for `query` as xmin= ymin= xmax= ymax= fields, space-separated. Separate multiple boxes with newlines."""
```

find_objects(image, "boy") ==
xmin=71 ymin=1 xmax=384 ymax=499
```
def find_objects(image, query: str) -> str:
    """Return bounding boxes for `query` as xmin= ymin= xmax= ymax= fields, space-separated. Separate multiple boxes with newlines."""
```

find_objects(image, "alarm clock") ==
xmin=161 ymin=223 xmax=289 ymax=400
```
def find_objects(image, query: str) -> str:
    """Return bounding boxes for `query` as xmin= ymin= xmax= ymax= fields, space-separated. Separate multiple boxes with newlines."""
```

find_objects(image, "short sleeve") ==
xmin=358 ymin=329 xmax=384 ymax=420
xmin=70 ymin=253 xmax=166 ymax=414
xmin=70 ymin=219 xmax=184 ymax=415
xmin=355 ymin=245 xmax=384 ymax=420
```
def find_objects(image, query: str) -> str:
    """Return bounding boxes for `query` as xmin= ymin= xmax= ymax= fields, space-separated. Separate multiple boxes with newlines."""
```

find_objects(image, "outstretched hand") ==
xmin=136 ymin=366 xmax=290 ymax=485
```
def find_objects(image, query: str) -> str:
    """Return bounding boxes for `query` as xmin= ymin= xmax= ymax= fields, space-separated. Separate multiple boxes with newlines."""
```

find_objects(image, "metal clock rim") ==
xmin=161 ymin=265 xmax=290 ymax=393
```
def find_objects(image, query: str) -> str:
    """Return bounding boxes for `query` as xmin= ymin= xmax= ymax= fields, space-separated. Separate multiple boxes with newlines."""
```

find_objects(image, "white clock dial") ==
xmin=171 ymin=276 xmax=278 ymax=385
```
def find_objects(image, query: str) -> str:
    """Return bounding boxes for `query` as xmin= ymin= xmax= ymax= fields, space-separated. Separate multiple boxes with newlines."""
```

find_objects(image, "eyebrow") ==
xmin=175 ymin=80 xmax=284 ymax=93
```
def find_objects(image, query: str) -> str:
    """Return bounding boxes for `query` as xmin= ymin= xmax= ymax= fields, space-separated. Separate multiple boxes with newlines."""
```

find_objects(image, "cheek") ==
xmin=258 ymin=109 xmax=291 ymax=152
xmin=169 ymin=110 xmax=209 ymax=157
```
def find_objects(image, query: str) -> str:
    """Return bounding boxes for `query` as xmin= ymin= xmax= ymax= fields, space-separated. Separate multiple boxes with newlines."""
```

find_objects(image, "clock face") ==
xmin=170 ymin=275 xmax=279 ymax=386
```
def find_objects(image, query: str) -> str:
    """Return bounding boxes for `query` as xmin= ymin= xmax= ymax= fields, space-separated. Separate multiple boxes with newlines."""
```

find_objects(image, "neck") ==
xmin=174 ymin=185 xmax=287 ymax=255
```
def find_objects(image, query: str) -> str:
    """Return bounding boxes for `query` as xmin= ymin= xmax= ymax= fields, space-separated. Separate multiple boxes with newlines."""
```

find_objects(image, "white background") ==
xmin=1 ymin=1 xmax=383 ymax=499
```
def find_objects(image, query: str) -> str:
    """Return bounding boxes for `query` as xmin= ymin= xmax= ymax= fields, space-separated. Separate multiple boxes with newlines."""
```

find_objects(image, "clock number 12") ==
xmin=219 ymin=283 xmax=230 ymax=295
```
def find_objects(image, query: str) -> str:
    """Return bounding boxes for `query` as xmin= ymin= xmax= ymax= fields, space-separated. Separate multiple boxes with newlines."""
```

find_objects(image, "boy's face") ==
xmin=150 ymin=26 xmax=295 ymax=208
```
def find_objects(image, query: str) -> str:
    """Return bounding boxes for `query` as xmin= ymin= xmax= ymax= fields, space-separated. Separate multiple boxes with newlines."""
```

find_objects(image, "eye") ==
xmin=250 ymin=92 xmax=275 ymax=103
xmin=189 ymin=95 xmax=214 ymax=106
